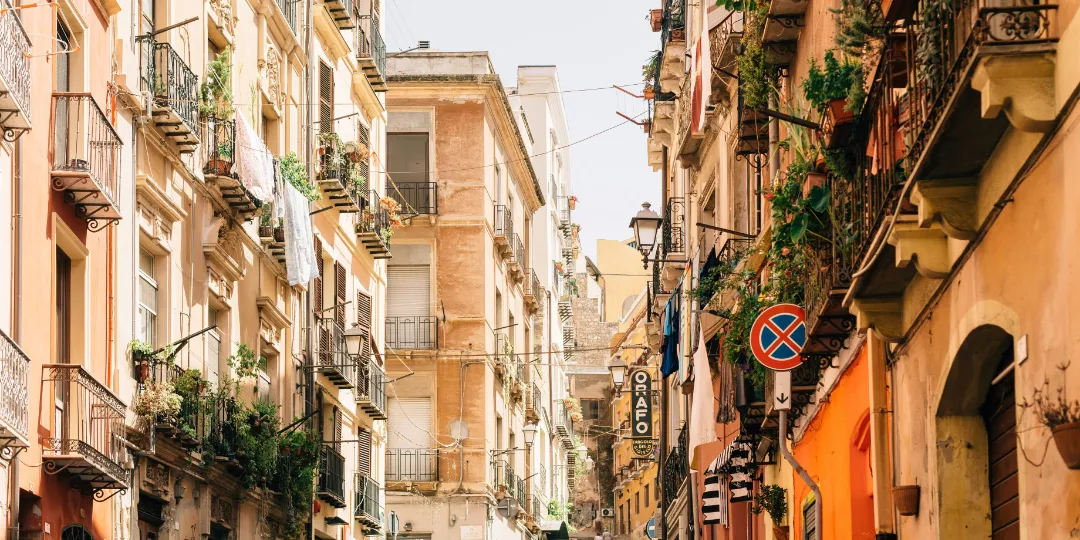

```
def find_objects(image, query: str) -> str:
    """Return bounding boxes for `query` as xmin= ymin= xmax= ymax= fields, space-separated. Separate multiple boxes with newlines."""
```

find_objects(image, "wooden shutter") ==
xmin=319 ymin=61 xmax=333 ymax=135
xmin=334 ymin=261 xmax=347 ymax=325
xmin=333 ymin=407 xmax=343 ymax=452
xmin=387 ymin=398 xmax=431 ymax=449
xmin=314 ymin=236 xmax=328 ymax=366
xmin=983 ymin=367 xmax=1019 ymax=540
xmin=803 ymin=499 xmax=818 ymax=540
xmin=357 ymin=429 xmax=372 ymax=475
xmin=356 ymin=291 xmax=372 ymax=329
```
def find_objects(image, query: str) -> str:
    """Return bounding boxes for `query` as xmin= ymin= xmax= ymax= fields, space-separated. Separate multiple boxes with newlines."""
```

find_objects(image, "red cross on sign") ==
xmin=749 ymin=303 xmax=807 ymax=371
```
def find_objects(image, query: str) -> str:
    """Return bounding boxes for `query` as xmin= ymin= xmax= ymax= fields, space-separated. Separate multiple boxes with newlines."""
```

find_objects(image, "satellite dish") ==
xmin=449 ymin=419 xmax=469 ymax=441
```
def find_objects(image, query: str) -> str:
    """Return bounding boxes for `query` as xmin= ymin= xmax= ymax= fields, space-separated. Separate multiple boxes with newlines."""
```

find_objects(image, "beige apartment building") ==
xmin=0 ymin=0 xmax=393 ymax=538
xmin=381 ymin=51 xmax=587 ymax=540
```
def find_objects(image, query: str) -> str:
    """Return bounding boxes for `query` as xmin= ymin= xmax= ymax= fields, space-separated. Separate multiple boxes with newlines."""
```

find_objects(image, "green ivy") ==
xmin=274 ymin=430 xmax=320 ymax=539
xmin=736 ymin=4 xmax=775 ymax=111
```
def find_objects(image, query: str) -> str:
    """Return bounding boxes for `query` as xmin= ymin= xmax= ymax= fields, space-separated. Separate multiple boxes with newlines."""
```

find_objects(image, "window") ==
xmin=319 ymin=61 xmax=333 ymax=134
xmin=387 ymin=132 xmax=429 ymax=183
xmin=494 ymin=164 xmax=503 ymax=204
xmin=803 ymin=498 xmax=817 ymax=540
xmin=634 ymin=491 xmax=640 ymax=514
xmin=140 ymin=0 xmax=155 ymax=33
xmin=582 ymin=399 xmax=601 ymax=421
xmin=207 ymin=308 xmax=221 ymax=387
xmin=138 ymin=250 xmax=158 ymax=345
xmin=56 ymin=248 xmax=72 ymax=364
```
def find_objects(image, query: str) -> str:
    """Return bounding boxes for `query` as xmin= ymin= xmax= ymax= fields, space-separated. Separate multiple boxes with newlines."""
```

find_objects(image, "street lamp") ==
xmin=608 ymin=359 xmax=628 ymax=395
xmin=344 ymin=326 xmax=367 ymax=363
xmin=522 ymin=422 xmax=538 ymax=448
xmin=629 ymin=202 xmax=662 ymax=257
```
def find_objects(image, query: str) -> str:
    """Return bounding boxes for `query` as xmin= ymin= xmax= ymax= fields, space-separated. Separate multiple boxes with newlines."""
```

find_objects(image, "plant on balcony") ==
xmin=317 ymin=132 xmax=348 ymax=181
xmin=274 ymin=429 xmax=320 ymax=538
xmin=280 ymin=152 xmax=320 ymax=201
xmin=227 ymin=343 xmax=262 ymax=381
xmin=736 ymin=4 xmax=775 ymax=111
xmin=199 ymin=47 xmax=235 ymax=119
xmin=642 ymin=51 xmax=661 ymax=87
xmin=230 ymin=399 xmax=282 ymax=489
xmin=752 ymin=484 xmax=788 ymax=535
xmin=563 ymin=397 xmax=584 ymax=423
xmin=804 ymin=51 xmax=863 ymax=148
xmin=259 ymin=205 xmax=275 ymax=238
xmin=831 ymin=0 xmax=884 ymax=59
xmin=1020 ymin=364 xmax=1080 ymax=469
xmin=916 ymin=0 xmax=952 ymax=99
xmin=132 ymin=381 xmax=183 ymax=424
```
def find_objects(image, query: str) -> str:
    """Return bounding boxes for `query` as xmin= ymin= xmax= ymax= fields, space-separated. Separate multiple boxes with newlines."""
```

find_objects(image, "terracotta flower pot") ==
xmin=772 ymin=525 xmax=790 ymax=540
xmin=259 ymin=225 xmax=273 ymax=239
xmin=821 ymin=98 xmax=858 ymax=149
xmin=802 ymin=172 xmax=827 ymax=199
xmin=205 ymin=158 xmax=232 ymax=177
xmin=892 ymin=484 xmax=920 ymax=516
xmin=649 ymin=9 xmax=663 ymax=32
xmin=1052 ymin=421 xmax=1080 ymax=469
xmin=644 ymin=87 xmax=656 ymax=100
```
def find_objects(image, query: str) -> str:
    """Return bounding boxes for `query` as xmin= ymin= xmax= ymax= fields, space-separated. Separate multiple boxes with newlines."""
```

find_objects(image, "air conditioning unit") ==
xmin=600 ymin=508 xmax=615 ymax=518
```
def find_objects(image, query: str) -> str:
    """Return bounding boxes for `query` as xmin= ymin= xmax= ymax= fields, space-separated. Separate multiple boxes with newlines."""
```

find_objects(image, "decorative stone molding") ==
xmin=210 ymin=494 xmax=236 ymax=528
xmin=887 ymin=219 xmax=951 ymax=279
xmin=971 ymin=54 xmax=1055 ymax=133
xmin=659 ymin=42 xmax=687 ymax=94
xmin=850 ymin=297 xmax=904 ymax=342
xmin=259 ymin=44 xmax=284 ymax=116
xmin=911 ymin=178 xmax=978 ymax=240
xmin=136 ymin=175 xmax=186 ymax=253
xmin=208 ymin=0 xmax=236 ymax=37
xmin=257 ymin=295 xmax=291 ymax=353
xmin=203 ymin=216 xmax=245 ymax=303
xmin=141 ymin=461 xmax=171 ymax=498
xmin=651 ymin=102 xmax=676 ymax=148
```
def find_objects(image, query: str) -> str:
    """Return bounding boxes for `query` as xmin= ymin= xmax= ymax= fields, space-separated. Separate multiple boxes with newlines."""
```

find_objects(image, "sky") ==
xmin=382 ymin=0 xmax=662 ymax=260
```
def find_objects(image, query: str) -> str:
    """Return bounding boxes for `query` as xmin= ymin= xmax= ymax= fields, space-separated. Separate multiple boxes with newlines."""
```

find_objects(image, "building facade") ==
xmin=1 ymin=0 xmax=392 ymax=539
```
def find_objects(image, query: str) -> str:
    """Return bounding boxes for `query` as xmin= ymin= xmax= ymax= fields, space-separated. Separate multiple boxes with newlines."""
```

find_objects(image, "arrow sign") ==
xmin=774 ymin=370 xmax=791 ymax=411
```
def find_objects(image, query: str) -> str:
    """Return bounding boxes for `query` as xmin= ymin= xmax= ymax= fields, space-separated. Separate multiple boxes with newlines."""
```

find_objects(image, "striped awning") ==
xmin=703 ymin=439 xmax=755 ymax=510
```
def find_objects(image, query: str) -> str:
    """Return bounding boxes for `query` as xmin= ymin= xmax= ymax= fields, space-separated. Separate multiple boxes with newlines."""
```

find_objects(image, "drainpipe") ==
xmin=868 ymin=335 xmax=897 ymax=539
xmin=303 ymin=1 xmax=315 ymax=539
xmin=9 ymin=126 xmax=21 ymax=540
xmin=778 ymin=409 xmax=821 ymax=540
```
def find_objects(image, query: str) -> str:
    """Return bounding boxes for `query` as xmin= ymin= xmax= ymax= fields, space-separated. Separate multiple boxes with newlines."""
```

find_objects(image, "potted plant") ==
xmin=1022 ymin=368 xmax=1080 ymax=469
xmin=802 ymin=51 xmax=862 ymax=149
xmin=649 ymin=8 xmax=663 ymax=31
xmin=206 ymin=142 xmax=235 ymax=176
xmin=892 ymin=484 xmax=920 ymax=516
xmin=642 ymin=51 xmax=661 ymax=87
xmin=280 ymin=152 xmax=320 ymax=201
xmin=129 ymin=339 xmax=156 ymax=382
xmin=274 ymin=218 xmax=286 ymax=243
xmin=258 ymin=207 xmax=274 ymax=239
xmin=751 ymin=484 xmax=788 ymax=539
xmin=132 ymin=381 xmax=182 ymax=424
xmin=568 ymin=195 xmax=578 ymax=210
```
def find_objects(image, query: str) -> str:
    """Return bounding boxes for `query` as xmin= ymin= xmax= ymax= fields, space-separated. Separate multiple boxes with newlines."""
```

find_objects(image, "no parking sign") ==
xmin=749 ymin=303 xmax=807 ymax=371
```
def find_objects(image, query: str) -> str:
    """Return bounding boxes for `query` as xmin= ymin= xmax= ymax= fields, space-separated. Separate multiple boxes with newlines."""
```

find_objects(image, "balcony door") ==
xmin=386 ymin=397 xmax=431 ymax=481
xmin=54 ymin=20 xmax=72 ymax=169
xmin=54 ymin=248 xmax=72 ymax=443
xmin=386 ymin=264 xmax=430 ymax=349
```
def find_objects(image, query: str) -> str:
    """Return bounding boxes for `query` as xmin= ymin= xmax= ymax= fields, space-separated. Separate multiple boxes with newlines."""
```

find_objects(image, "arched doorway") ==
xmin=935 ymin=325 xmax=1017 ymax=539
xmin=61 ymin=525 xmax=93 ymax=540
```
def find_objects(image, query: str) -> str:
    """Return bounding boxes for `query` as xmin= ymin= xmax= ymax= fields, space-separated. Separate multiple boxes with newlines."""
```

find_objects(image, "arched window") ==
xmin=61 ymin=525 xmax=94 ymax=540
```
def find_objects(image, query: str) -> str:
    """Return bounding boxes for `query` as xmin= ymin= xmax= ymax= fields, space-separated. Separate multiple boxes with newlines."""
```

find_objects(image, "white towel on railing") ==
xmin=283 ymin=181 xmax=318 ymax=286
xmin=234 ymin=111 xmax=274 ymax=202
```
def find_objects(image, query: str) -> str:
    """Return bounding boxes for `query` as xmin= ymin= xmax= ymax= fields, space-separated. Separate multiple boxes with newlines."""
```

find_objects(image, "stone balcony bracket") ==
xmin=887 ymin=219 xmax=951 ymax=279
xmin=910 ymin=178 xmax=978 ymax=240
xmin=850 ymin=297 xmax=904 ymax=343
xmin=659 ymin=43 xmax=687 ymax=94
xmin=971 ymin=53 xmax=1056 ymax=133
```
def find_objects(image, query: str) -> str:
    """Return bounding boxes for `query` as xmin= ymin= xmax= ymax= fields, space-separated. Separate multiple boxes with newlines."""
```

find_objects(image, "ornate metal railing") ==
xmin=660 ymin=0 xmax=687 ymax=45
xmin=0 ymin=330 xmax=29 ymax=444
xmin=662 ymin=196 xmax=685 ymax=255
xmin=142 ymin=41 xmax=199 ymax=134
xmin=51 ymin=93 xmax=123 ymax=206
xmin=356 ymin=356 xmax=387 ymax=419
xmin=386 ymin=316 xmax=438 ymax=350
xmin=555 ymin=401 xmax=575 ymax=442
xmin=201 ymin=116 xmax=236 ymax=176
xmin=355 ymin=14 xmax=386 ymax=89
xmin=354 ymin=473 xmax=383 ymax=525
xmin=277 ymin=0 xmax=298 ymax=34
xmin=390 ymin=181 xmax=438 ymax=215
xmin=556 ymin=196 xmax=571 ymax=227
xmin=208 ymin=395 xmax=240 ymax=458
xmin=661 ymin=424 xmax=688 ymax=503
xmin=494 ymin=331 xmax=513 ymax=373
xmin=317 ymin=317 xmax=358 ymax=388
xmin=494 ymin=204 xmax=513 ymax=239
xmin=511 ymin=233 xmax=526 ymax=266
xmin=526 ymin=270 xmax=541 ymax=298
xmin=534 ymin=462 xmax=546 ymax=495
xmin=386 ymin=448 xmax=439 ymax=482
xmin=41 ymin=364 xmax=128 ymax=487
xmin=318 ymin=445 xmax=347 ymax=507
xmin=138 ymin=358 xmax=208 ymax=445
xmin=0 ymin=0 xmax=32 ymax=136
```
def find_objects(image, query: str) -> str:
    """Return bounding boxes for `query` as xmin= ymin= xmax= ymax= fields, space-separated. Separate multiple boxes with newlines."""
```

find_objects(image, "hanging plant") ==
xmin=132 ymin=381 xmax=182 ymax=424
xmin=1021 ymin=364 xmax=1080 ymax=469
xmin=279 ymin=153 xmax=320 ymax=201
xmin=736 ymin=4 xmax=776 ymax=111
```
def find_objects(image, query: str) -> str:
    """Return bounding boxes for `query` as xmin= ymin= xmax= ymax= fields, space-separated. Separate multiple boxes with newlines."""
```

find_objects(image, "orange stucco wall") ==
xmin=791 ymin=345 xmax=875 ymax=540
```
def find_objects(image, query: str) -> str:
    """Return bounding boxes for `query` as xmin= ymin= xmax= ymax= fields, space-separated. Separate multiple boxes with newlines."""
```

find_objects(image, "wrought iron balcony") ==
xmin=386 ymin=448 xmax=439 ymax=483
xmin=141 ymin=40 xmax=199 ymax=152
xmin=493 ymin=331 xmax=513 ymax=377
xmin=710 ymin=10 xmax=743 ymax=88
xmin=661 ymin=197 xmax=685 ymax=256
xmin=526 ymin=382 xmax=542 ymax=423
xmin=323 ymin=0 xmax=354 ymax=30
xmin=660 ymin=0 xmax=686 ymax=46
xmin=275 ymin=0 xmax=298 ymax=34
xmin=317 ymin=145 xmax=365 ymax=213
xmin=317 ymin=317 xmax=358 ymax=389
xmin=523 ymin=270 xmax=541 ymax=312
xmin=390 ymin=181 xmax=438 ymax=216
xmin=354 ymin=473 xmax=384 ymax=531
xmin=386 ymin=316 xmax=438 ymax=350
xmin=508 ymin=233 xmax=525 ymax=279
xmin=50 ymin=93 xmax=123 ymax=231
xmin=733 ymin=88 xmax=768 ymax=157
xmin=0 ymin=330 xmax=29 ymax=448
xmin=136 ymin=359 xmax=207 ymax=449
xmin=356 ymin=190 xmax=392 ymax=259
xmin=355 ymin=356 xmax=387 ymax=420
xmin=0 ymin=0 xmax=31 ymax=141
xmin=42 ymin=364 xmax=129 ymax=497
xmin=494 ymin=204 xmax=513 ymax=250
xmin=555 ymin=402 xmax=575 ymax=447
xmin=355 ymin=14 xmax=387 ymax=92
xmin=661 ymin=424 xmax=688 ymax=504
xmin=318 ymin=445 xmax=348 ymax=508
xmin=556 ymin=196 xmax=571 ymax=231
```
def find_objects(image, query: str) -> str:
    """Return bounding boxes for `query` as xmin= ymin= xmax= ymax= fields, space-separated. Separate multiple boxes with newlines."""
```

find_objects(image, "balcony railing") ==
xmin=50 ymin=93 xmax=123 ymax=231
xmin=0 ymin=330 xmax=29 ymax=447
xmin=390 ymin=182 xmax=438 ymax=215
xmin=386 ymin=316 xmax=438 ymax=350
xmin=323 ymin=0 xmax=354 ymax=30
xmin=660 ymin=0 xmax=687 ymax=46
xmin=138 ymin=358 xmax=208 ymax=449
xmin=0 ymin=0 xmax=32 ymax=139
xmin=494 ymin=204 xmax=513 ymax=245
xmin=357 ymin=190 xmax=392 ymax=259
xmin=662 ymin=197 xmax=685 ymax=256
xmin=527 ymin=382 xmax=542 ymax=418
xmin=208 ymin=395 xmax=241 ymax=459
xmin=493 ymin=331 xmax=513 ymax=377
xmin=354 ymin=473 xmax=384 ymax=529
xmin=524 ymin=270 xmax=541 ymax=312
xmin=509 ymin=233 xmax=525 ymax=278
xmin=355 ymin=356 xmax=387 ymax=420
xmin=317 ymin=145 xmax=365 ymax=214
xmin=141 ymin=40 xmax=199 ymax=152
xmin=42 ymin=364 xmax=129 ymax=493
xmin=386 ymin=448 xmax=439 ymax=482
xmin=556 ymin=196 xmax=571 ymax=229
xmin=318 ymin=445 xmax=348 ymax=508
xmin=276 ymin=0 xmax=298 ymax=34
xmin=555 ymin=401 xmax=575 ymax=447
xmin=355 ymin=14 xmax=387 ymax=92
xmin=317 ymin=318 xmax=358 ymax=389
xmin=661 ymin=424 xmax=688 ymax=503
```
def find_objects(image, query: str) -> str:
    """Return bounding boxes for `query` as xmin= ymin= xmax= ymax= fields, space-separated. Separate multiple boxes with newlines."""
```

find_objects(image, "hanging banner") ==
xmin=630 ymin=369 xmax=655 ymax=458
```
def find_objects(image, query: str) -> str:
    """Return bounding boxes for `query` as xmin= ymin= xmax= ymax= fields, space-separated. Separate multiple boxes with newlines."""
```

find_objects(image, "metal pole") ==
xmin=778 ymin=409 xmax=821 ymax=540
